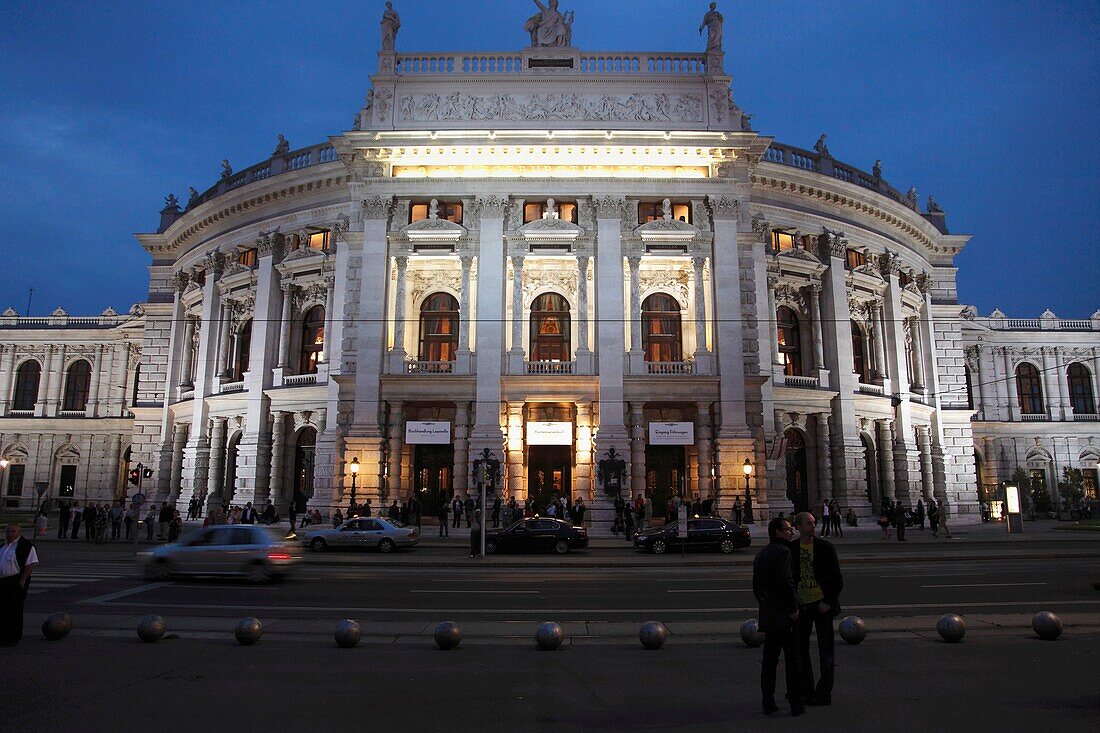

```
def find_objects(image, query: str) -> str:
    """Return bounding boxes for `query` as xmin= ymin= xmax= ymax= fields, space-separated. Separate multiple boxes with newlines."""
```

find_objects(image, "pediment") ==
xmin=282 ymin=246 xmax=325 ymax=263
xmin=776 ymin=247 xmax=821 ymax=265
xmin=402 ymin=217 xmax=467 ymax=241
xmin=852 ymin=263 xmax=885 ymax=282
xmin=519 ymin=217 xmax=583 ymax=241
xmin=634 ymin=218 xmax=698 ymax=243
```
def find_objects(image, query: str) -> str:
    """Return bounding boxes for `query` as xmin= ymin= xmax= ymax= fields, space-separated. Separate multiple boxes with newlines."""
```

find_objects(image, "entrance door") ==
xmin=58 ymin=465 xmax=77 ymax=499
xmin=785 ymin=429 xmax=809 ymax=514
xmin=645 ymin=445 xmax=685 ymax=523
xmin=414 ymin=444 xmax=453 ymax=518
xmin=293 ymin=428 xmax=317 ymax=513
xmin=528 ymin=445 xmax=571 ymax=512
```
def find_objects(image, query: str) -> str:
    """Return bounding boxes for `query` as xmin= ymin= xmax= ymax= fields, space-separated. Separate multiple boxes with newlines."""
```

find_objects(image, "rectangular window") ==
xmin=237 ymin=249 xmax=257 ymax=267
xmin=639 ymin=202 xmax=691 ymax=224
xmin=771 ymin=231 xmax=794 ymax=253
xmin=846 ymin=249 xmax=866 ymax=271
xmin=525 ymin=201 xmax=577 ymax=224
xmin=59 ymin=465 xmax=76 ymax=498
xmin=195 ymin=270 xmax=206 ymax=287
xmin=307 ymin=231 xmax=330 ymax=251
xmin=898 ymin=271 xmax=911 ymax=288
xmin=5 ymin=464 xmax=25 ymax=496
xmin=410 ymin=202 xmax=463 ymax=224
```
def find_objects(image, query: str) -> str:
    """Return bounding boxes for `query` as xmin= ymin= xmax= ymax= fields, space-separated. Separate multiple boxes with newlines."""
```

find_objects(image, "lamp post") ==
xmin=743 ymin=458 xmax=754 ymax=524
xmin=348 ymin=456 xmax=360 ymax=510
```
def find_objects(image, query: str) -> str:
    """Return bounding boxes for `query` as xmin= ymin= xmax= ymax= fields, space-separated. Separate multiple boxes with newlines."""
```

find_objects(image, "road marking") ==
xmin=410 ymin=590 xmax=539 ymax=594
xmin=879 ymin=573 xmax=987 ymax=579
xmin=920 ymin=582 xmax=1047 ymax=589
xmin=80 ymin=582 xmax=172 ymax=604
xmin=666 ymin=589 xmax=753 ymax=593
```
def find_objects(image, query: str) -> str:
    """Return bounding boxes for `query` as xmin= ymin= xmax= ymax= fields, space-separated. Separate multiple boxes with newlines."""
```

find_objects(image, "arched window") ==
xmin=530 ymin=293 xmax=570 ymax=362
xmin=1068 ymin=363 xmax=1096 ymax=415
xmin=12 ymin=361 xmax=41 ymax=411
xmin=299 ymin=306 xmax=325 ymax=374
xmin=641 ymin=293 xmax=682 ymax=362
xmin=293 ymin=427 xmax=317 ymax=513
xmin=62 ymin=360 xmax=92 ymax=412
xmin=851 ymin=321 xmax=868 ymax=382
xmin=418 ymin=293 xmax=459 ymax=362
xmin=1015 ymin=362 xmax=1044 ymax=415
xmin=234 ymin=319 xmax=252 ymax=381
xmin=777 ymin=306 xmax=803 ymax=377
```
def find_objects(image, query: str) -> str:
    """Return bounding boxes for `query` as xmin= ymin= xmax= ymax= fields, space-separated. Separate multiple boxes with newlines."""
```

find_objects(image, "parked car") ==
xmin=301 ymin=517 xmax=420 ymax=553
xmin=634 ymin=518 xmax=751 ymax=554
xmin=484 ymin=517 xmax=588 ymax=555
xmin=138 ymin=524 xmax=301 ymax=582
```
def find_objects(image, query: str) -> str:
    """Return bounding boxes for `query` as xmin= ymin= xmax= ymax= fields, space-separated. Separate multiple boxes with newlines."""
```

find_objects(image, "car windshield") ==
xmin=385 ymin=518 xmax=404 ymax=528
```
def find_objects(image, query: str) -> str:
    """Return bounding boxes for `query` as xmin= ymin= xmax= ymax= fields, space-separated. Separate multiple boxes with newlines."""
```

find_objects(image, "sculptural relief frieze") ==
xmin=397 ymin=93 xmax=703 ymax=124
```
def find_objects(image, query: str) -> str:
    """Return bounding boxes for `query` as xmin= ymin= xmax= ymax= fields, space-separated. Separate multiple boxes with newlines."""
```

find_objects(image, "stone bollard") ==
xmin=739 ymin=619 xmax=764 ymax=648
xmin=42 ymin=612 xmax=72 ymax=641
xmin=639 ymin=621 xmax=669 ymax=650
xmin=936 ymin=613 xmax=966 ymax=643
xmin=137 ymin=614 xmax=167 ymax=643
xmin=1031 ymin=611 xmax=1063 ymax=641
xmin=839 ymin=616 xmax=867 ymax=645
xmin=536 ymin=622 xmax=564 ymax=651
xmin=334 ymin=619 xmax=362 ymax=648
xmin=434 ymin=621 xmax=462 ymax=650
xmin=235 ymin=617 xmax=263 ymax=646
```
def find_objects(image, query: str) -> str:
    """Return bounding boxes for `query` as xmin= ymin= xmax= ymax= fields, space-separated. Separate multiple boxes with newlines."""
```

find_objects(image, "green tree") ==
xmin=1058 ymin=467 xmax=1085 ymax=513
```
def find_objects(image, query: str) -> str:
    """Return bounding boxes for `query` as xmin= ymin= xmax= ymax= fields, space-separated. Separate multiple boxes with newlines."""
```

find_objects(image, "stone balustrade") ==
xmin=283 ymin=373 xmax=318 ymax=386
xmin=646 ymin=361 xmax=695 ymax=375
xmin=391 ymin=51 xmax=708 ymax=77
xmin=405 ymin=360 xmax=455 ymax=375
xmin=783 ymin=375 xmax=819 ymax=389
xmin=526 ymin=360 xmax=575 ymax=375
xmin=218 ymin=380 xmax=245 ymax=394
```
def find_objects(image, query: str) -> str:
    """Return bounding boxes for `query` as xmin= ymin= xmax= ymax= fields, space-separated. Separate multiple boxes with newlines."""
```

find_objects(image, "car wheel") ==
xmin=652 ymin=539 xmax=667 ymax=555
xmin=719 ymin=538 xmax=736 ymax=554
xmin=147 ymin=559 xmax=172 ymax=580
xmin=485 ymin=540 xmax=498 ymax=555
xmin=378 ymin=538 xmax=396 ymax=553
xmin=309 ymin=537 xmax=327 ymax=552
xmin=246 ymin=562 xmax=272 ymax=584
xmin=554 ymin=540 xmax=570 ymax=555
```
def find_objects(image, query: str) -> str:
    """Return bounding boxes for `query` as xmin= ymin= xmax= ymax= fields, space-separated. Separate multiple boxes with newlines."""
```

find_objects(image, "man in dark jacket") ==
xmin=0 ymin=523 xmax=39 ymax=645
xmin=83 ymin=504 xmax=97 ymax=542
xmin=752 ymin=516 xmax=803 ymax=716
xmin=791 ymin=511 xmax=844 ymax=706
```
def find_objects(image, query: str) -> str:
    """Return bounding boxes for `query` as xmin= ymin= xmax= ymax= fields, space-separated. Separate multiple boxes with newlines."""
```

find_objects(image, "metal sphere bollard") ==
xmin=41 ymin=611 xmax=72 ymax=641
xmin=235 ymin=617 xmax=263 ymax=646
xmin=334 ymin=619 xmax=362 ymax=648
xmin=936 ymin=613 xmax=966 ymax=643
xmin=739 ymin=619 xmax=765 ymax=648
xmin=137 ymin=614 xmax=167 ymax=643
xmin=536 ymin=622 xmax=564 ymax=651
xmin=639 ymin=621 xmax=669 ymax=650
xmin=1031 ymin=611 xmax=1063 ymax=641
xmin=839 ymin=615 xmax=868 ymax=645
xmin=434 ymin=621 xmax=462 ymax=650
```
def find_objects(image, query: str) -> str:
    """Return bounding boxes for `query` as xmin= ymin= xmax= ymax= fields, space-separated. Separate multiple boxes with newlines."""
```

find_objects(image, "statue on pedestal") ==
xmin=525 ymin=0 xmax=574 ymax=48
xmin=699 ymin=2 xmax=724 ymax=52
xmin=380 ymin=2 xmax=400 ymax=51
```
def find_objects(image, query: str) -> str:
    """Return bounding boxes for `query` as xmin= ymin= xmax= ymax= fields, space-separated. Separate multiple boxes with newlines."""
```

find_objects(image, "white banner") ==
xmin=405 ymin=421 xmax=452 ymax=444
xmin=649 ymin=422 xmax=695 ymax=445
xmin=526 ymin=421 xmax=573 ymax=446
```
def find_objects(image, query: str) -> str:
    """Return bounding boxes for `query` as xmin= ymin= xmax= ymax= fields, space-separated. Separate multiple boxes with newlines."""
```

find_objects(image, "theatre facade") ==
xmin=2 ymin=7 xmax=1098 ymax=524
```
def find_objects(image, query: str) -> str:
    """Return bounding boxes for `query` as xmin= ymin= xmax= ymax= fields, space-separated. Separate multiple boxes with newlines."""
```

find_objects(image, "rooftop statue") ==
xmin=927 ymin=195 xmax=944 ymax=213
xmin=699 ymin=2 xmax=724 ymax=52
xmin=872 ymin=159 xmax=883 ymax=179
xmin=813 ymin=133 xmax=831 ymax=157
xmin=525 ymin=0 xmax=574 ymax=48
xmin=380 ymin=2 xmax=400 ymax=51
xmin=221 ymin=160 xmax=233 ymax=178
xmin=906 ymin=187 xmax=919 ymax=207
xmin=272 ymin=133 xmax=290 ymax=156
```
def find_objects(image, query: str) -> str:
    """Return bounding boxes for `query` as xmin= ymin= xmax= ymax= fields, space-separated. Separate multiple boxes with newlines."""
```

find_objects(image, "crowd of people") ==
xmin=876 ymin=497 xmax=952 ymax=540
xmin=35 ymin=500 xmax=185 ymax=544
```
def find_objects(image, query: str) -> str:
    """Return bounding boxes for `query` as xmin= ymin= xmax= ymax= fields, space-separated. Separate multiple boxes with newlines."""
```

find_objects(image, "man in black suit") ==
xmin=240 ymin=502 xmax=257 ymax=524
xmin=0 ymin=523 xmax=39 ymax=646
xmin=791 ymin=511 xmax=844 ymax=706
xmin=83 ymin=503 xmax=97 ymax=541
xmin=752 ymin=516 xmax=804 ymax=717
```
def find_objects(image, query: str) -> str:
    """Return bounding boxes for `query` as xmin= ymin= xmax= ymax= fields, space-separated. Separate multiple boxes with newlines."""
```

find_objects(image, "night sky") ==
xmin=1 ymin=0 xmax=1096 ymax=318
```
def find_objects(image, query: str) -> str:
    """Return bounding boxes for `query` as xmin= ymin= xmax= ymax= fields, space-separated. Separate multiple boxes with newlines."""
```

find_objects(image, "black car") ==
xmin=634 ymin=517 xmax=751 ymax=554
xmin=484 ymin=518 xmax=589 ymax=555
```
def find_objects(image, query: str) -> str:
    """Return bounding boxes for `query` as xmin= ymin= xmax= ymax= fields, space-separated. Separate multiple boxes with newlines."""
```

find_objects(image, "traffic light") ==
xmin=143 ymin=467 xmax=154 ymax=479
xmin=128 ymin=468 xmax=140 ymax=486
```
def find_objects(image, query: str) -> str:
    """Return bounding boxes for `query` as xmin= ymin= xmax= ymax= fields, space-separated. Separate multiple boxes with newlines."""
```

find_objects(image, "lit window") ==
xmin=12 ymin=361 xmax=40 ymax=411
xmin=307 ymin=231 xmax=330 ymax=251
xmin=299 ymin=306 xmax=325 ymax=374
xmin=642 ymin=293 xmax=683 ymax=362
xmin=418 ymin=293 xmax=459 ymax=362
xmin=1068 ymin=363 xmax=1096 ymax=415
xmin=846 ymin=249 xmax=866 ymax=271
xmin=777 ymin=306 xmax=803 ymax=377
xmin=851 ymin=321 xmax=869 ymax=382
xmin=638 ymin=201 xmax=691 ymax=224
xmin=410 ymin=201 xmax=463 ymax=224
xmin=530 ymin=293 xmax=571 ymax=361
xmin=237 ymin=249 xmax=257 ymax=267
xmin=1015 ymin=363 xmax=1044 ymax=415
xmin=771 ymin=231 xmax=794 ymax=253
xmin=524 ymin=201 xmax=577 ymax=224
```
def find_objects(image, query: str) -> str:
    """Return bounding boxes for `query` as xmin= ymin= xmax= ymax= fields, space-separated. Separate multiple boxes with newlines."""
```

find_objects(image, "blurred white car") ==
xmin=300 ymin=517 xmax=420 ymax=553
xmin=138 ymin=525 xmax=301 ymax=582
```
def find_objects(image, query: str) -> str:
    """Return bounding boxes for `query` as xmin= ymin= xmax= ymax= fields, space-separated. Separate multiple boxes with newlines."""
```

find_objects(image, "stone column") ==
xmin=106 ymin=433 xmax=122 ymax=499
xmin=217 ymin=300 xmax=233 ymax=379
xmin=629 ymin=402 xmax=647 ymax=500
xmin=872 ymin=302 xmax=888 ymax=382
xmin=390 ymin=256 xmax=409 ymax=367
xmin=169 ymin=423 xmax=188 ymax=505
xmin=207 ymin=417 xmax=228 ymax=511
xmin=508 ymin=253 xmax=526 ymax=372
xmin=179 ymin=318 xmax=196 ymax=389
xmin=809 ymin=283 xmax=825 ymax=375
xmin=909 ymin=318 xmax=925 ymax=389
xmin=575 ymin=401 xmax=594 ymax=501
xmin=877 ymin=419 xmax=896 ymax=503
xmin=453 ymin=401 xmax=470 ymax=496
xmin=1093 ymin=348 xmax=1100 ymax=414
xmin=468 ymin=195 xmax=508 ymax=463
xmin=917 ymin=425 xmax=935 ymax=501
xmin=322 ymin=277 xmax=336 ymax=364
xmin=575 ymin=254 xmax=591 ymax=371
xmin=860 ymin=329 xmax=872 ymax=382
xmin=1002 ymin=347 xmax=1018 ymax=421
xmin=277 ymin=285 xmax=294 ymax=369
xmin=505 ymin=403 xmax=525 ymax=500
xmin=766 ymin=276 xmax=782 ymax=368
xmin=41 ymin=345 xmax=63 ymax=417
xmin=0 ymin=346 xmax=14 ymax=414
xmin=269 ymin=411 xmax=287 ymax=509
xmin=691 ymin=255 xmax=710 ymax=371
xmin=1039 ymin=347 xmax=1057 ymax=418
xmin=387 ymin=402 xmax=404 ymax=500
xmin=627 ymin=254 xmax=643 ymax=372
xmin=1054 ymin=348 xmax=1073 ymax=420
xmin=86 ymin=344 xmax=104 ymax=417
xmin=457 ymin=254 xmax=473 ymax=372
xmin=695 ymin=402 xmax=713 ymax=500
xmin=815 ymin=414 xmax=832 ymax=502
xmin=594 ymin=195 xmax=630 ymax=459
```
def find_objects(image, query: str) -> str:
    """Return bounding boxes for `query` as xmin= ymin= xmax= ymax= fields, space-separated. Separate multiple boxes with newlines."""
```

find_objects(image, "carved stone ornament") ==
xmin=638 ymin=268 xmax=690 ymax=305
xmin=410 ymin=269 xmax=463 ymax=304
xmin=848 ymin=296 xmax=871 ymax=321
xmin=292 ymin=279 xmax=332 ymax=313
xmin=282 ymin=245 xmax=324 ymax=264
xmin=707 ymin=195 xmax=739 ymax=220
xmin=476 ymin=195 xmax=508 ymax=219
xmin=776 ymin=247 xmax=822 ymax=266
xmin=397 ymin=93 xmax=704 ymax=123
xmin=202 ymin=251 xmax=227 ymax=277
xmin=818 ymin=227 xmax=847 ymax=259
xmin=774 ymin=283 xmax=807 ymax=313
xmin=172 ymin=271 xmax=191 ymax=293
xmin=520 ymin=216 xmax=583 ymax=242
xmin=596 ymin=195 xmax=625 ymax=219
xmin=219 ymin=261 xmax=252 ymax=280
xmin=390 ymin=201 xmax=410 ymax=232
xmin=362 ymin=195 xmax=392 ymax=221
xmin=523 ymin=268 xmax=579 ymax=301
xmin=751 ymin=212 xmax=771 ymax=243
xmin=255 ymin=230 xmax=285 ymax=259
xmin=878 ymin=250 xmax=902 ymax=278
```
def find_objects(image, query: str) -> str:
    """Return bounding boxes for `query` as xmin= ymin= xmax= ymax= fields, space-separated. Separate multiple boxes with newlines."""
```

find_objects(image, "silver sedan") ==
xmin=301 ymin=517 xmax=420 ymax=553
xmin=138 ymin=524 xmax=302 ymax=582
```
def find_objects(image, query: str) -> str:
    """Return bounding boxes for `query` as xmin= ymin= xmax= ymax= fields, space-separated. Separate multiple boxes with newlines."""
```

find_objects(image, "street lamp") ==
xmin=742 ymin=458 xmax=754 ymax=524
xmin=348 ymin=456 xmax=360 ymax=509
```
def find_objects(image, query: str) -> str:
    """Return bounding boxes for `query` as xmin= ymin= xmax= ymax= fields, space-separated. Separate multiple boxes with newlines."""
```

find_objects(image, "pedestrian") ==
xmin=469 ymin=509 xmax=482 ymax=558
xmin=230 ymin=505 xmax=242 ymax=524
xmin=288 ymin=503 xmax=298 ymax=533
xmin=894 ymin=500 xmax=907 ymax=542
xmin=388 ymin=500 xmax=399 ymax=521
xmin=643 ymin=495 xmax=653 ymax=528
xmin=623 ymin=501 xmax=634 ymax=541
xmin=187 ymin=497 xmax=197 ymax=521
xmin=575 ymin=498 xmax=586 ymax=527
xmin=124 ymin=506 xmax=134 ymax=540
xmin=452 ymin=496 xmax=462 ymax=528
xmin=241 ymin=502 xmax=257 ymax=524
xmin=145 ymin=505 xmax=157 ymax=541
xmin=411 ymin=494 xmax=422 ymax=528
xmin=752 ymin=516 xmax=803 ymax=717
xmin=83 ymin=503 xmax=96 ymax=542
xmin=733 ymin=496 xmax=744 ymax=526
xmin=262 ymin=500 xmax=277 ymax=524
xmin=546 ymin=501 xmax=557 ymax=519
xmin=915 ymin=498 xmax=926 ymax=530
xmin=70 ymin=503 xmax=82 ymax=539
xmin=58 ymin=501 xmax=71 ymax=539
xmin=362 ymin=498 xmax=373 ymax=517
xmin=829 ymin=499 xmax=842 ymax=537
xmin=332 ymin=508 xmax=343 ymax=528
xmin=438 ymin=499 xmax=450 ymax=538
xmin=94 ymin=505 xmax=108 ymax=544
xmin=936 ymin=498 xmax=952 ymax=538
xmin=464 ymin=496 xmax=474 ymax=528
xmin=878 ymin=504 xmax=891 ymax=540
xmin=0 ymin=523 xmax=39 ymax=646
xmin=169 ymin=510 xmax=182 ymax=542
xmin=821 ymin=500 xmax=831 ymax=537
xmin=791 ymin=511 xmax=843 ymax=707
xmin=109 ymin=503 xmax=123 ymax=540
xmin=928 ymin=499 xmax=939 ymax=537
xmin=491 ymin=495 xmax=501 ymax=528
xmin=512 ymin=498 xmax=523 ymax=525
xmin=158 ymin=502 xmax=173 ymax=540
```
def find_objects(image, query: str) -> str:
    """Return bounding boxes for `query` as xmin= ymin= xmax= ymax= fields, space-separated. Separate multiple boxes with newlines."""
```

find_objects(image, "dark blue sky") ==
xmin=1 ymin=1 xmax=1097 ymax=317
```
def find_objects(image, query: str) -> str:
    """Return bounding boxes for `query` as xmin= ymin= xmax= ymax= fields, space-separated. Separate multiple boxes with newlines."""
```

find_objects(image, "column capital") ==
xmin=475 ymin=195 xmax=508 ymax=219
xmin=393 ymin=254 xmax=409 ymax=269
xmin=706 ymin=195 xmax=740 ymax=221
xmin=595 ymin=195 xmax=626 ymax=219
xmin=362 ymin=195 xmax=392 ymax=221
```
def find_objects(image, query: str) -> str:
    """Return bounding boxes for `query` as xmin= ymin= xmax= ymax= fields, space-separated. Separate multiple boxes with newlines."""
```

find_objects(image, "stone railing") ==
xmin=1073 ymin=413 xmax=1099 ymax=422
xmin=646 ymin=361 xmax=695 ymax=375
xmin=218 ymin=380 xmax=245 ymax=394
xmin=783 ymin=375 xmax=819 ymax=389
xmin=858 ymin=383 xmax=885 ymax=396
xmin=0 ymin=313 xmax=126 ymax=328
xmin=762 ymin=141 xmax=918 ymax=213
xmin=1020 ymin=413 xmax=1049 ymax=422
xmin=977 ymin=315 xmax=1099 ymax=331
xmin=405 ymin=360 xmax=454 ymax=375
xmin=181 ymin=142 xmax=340 ymax=215
xmin=526 ymin=360 xmax=575 ymax=375
xmin=283 ymin=373 xmax=318 ymax=386
xmin=7 ymin=410 xmax=33 ymax=417
xmin=59 ymin=410 xmax=86 ymax=418
xmin=391 ymin=51 xmax=708 ymax=77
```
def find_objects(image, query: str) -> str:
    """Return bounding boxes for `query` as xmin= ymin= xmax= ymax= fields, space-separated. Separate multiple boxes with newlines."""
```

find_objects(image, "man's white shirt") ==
xmin=0 ymin=539 xmax=38 ymax=578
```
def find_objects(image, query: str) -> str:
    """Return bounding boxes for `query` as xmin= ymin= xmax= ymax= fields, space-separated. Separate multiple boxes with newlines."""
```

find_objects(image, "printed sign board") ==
xmin=405 ymin=421 xmax=452 ymax=445
xmin=527 ymin=421 xmax=573 ymax=446
xmin=649 ymin=422 xmax=695 ymax=446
